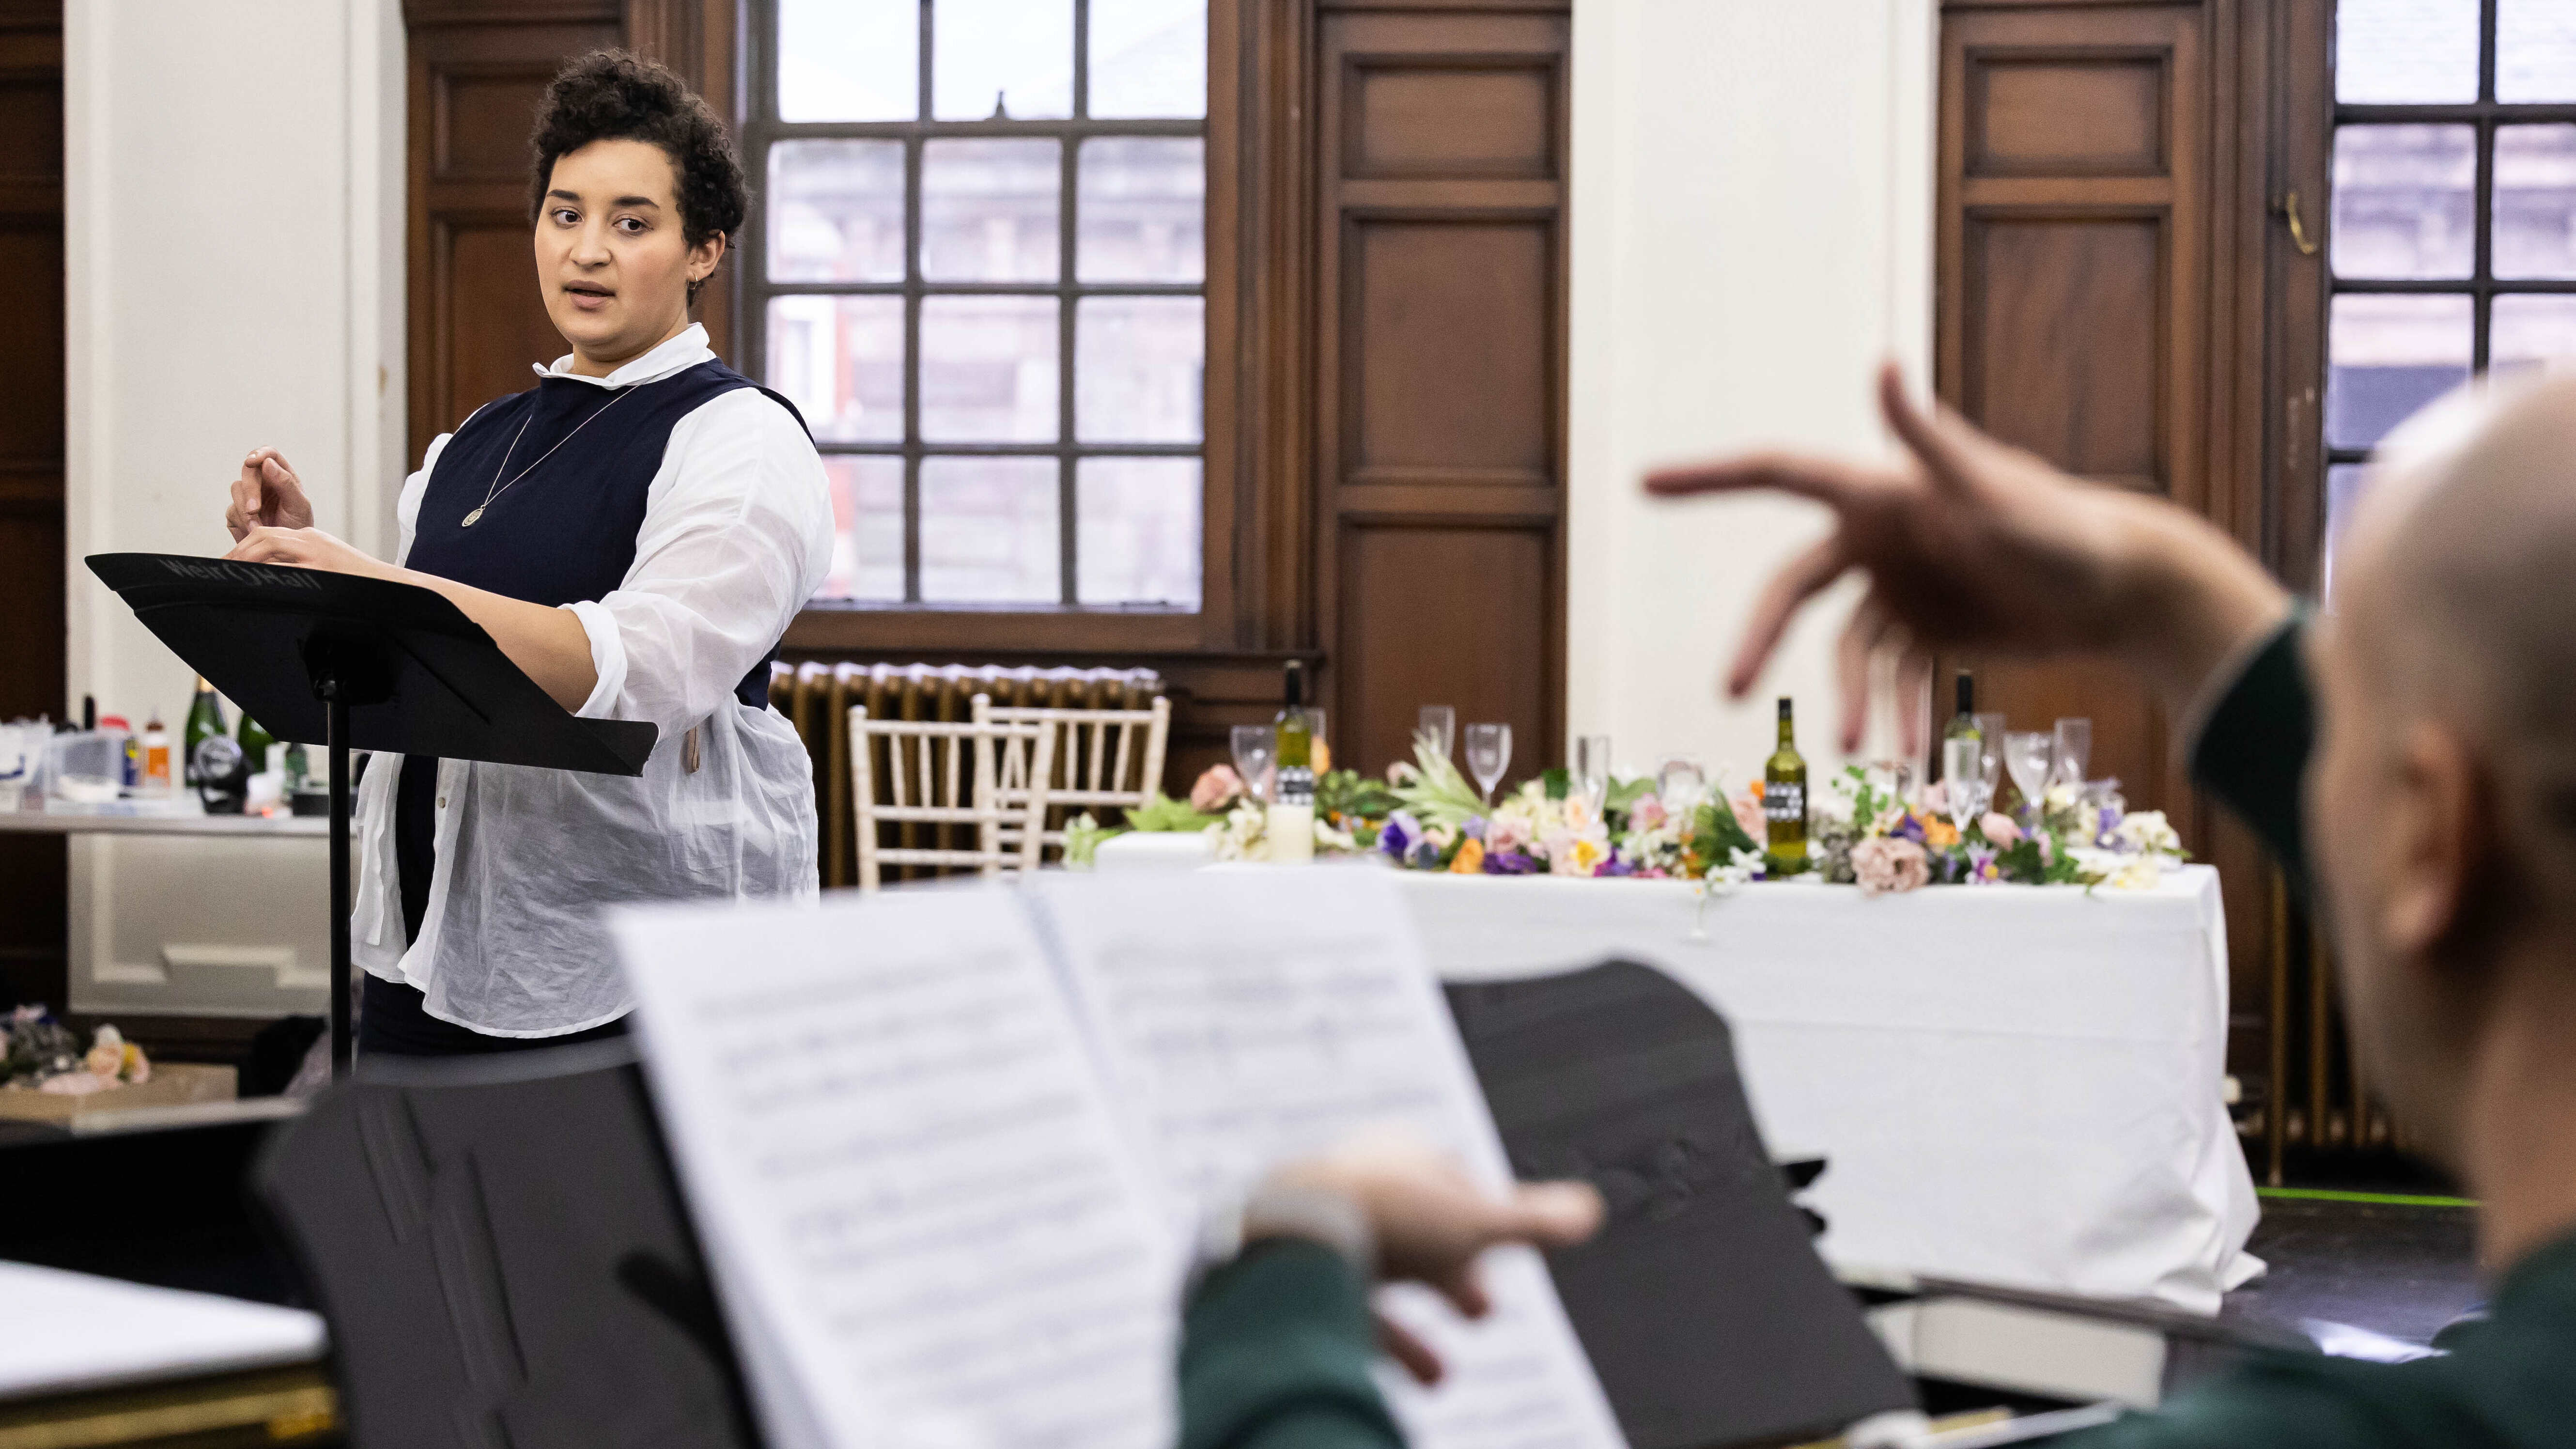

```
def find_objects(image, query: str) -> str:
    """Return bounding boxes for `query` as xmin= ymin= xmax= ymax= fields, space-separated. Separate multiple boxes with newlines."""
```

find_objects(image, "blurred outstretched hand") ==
xmin=1644 ymin=363 xmax=2287 ymax=754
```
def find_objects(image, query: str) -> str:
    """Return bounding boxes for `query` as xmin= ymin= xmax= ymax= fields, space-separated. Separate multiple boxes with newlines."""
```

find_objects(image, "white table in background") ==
xmin=0 ymin=808 xmax=326 ymax=837
xmin=1091 ymin=835 xmax=2258 ymax=1314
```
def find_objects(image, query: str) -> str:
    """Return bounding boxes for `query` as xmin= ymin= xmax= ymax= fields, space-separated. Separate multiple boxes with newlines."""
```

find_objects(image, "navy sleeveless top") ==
xmin=395 ymin=359 xmax=810 ymax=952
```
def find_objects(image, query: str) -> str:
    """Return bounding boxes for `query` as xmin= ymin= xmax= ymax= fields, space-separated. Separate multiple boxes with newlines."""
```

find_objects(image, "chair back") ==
xmin=849 ymin=700 xmax=1055 ymax=890
xmin=972 ymin=695 xmax=1172 ymax=860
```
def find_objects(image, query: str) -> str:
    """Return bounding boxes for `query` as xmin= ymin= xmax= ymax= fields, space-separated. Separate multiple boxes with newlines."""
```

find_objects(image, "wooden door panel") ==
xmin=1316 ymin=5 xmax=1567 ymax=781
xmin=1965 ymin=213 xmax=2165 ymax=488
xmin=1348 ymin=218 xmax=1553 ymax=477
xmin=1339 ymin=524 xmax=1550 ymax=778
xmin=1939 ymin=2 xmax=2205 ymax=833
xmin=435 ymin=218 xmax=567 ymax=434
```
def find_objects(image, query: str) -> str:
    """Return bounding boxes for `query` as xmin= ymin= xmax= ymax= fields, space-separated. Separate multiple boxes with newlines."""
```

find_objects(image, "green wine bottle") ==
xmin=182 ymin=677 xmax=227 ymax=788
xmin=1273 ymin=660 xmax=1315 ymax=805
xmin=1763 ymin=697 xmax=1808 ymax=863
xmin=238 ymin=710 xmax=277 ymax=778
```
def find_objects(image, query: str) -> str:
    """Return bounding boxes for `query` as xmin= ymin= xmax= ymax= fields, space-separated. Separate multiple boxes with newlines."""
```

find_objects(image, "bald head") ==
xmin=2337 ymin=375 xmax=2576 ymax=905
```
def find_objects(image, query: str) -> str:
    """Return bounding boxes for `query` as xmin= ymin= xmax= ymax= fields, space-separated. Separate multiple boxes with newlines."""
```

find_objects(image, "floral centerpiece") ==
xmin=1182 ymin=733 xmax=2185 ymax=896
xmin=4 ymin=1006 xmax=150 ymax=1095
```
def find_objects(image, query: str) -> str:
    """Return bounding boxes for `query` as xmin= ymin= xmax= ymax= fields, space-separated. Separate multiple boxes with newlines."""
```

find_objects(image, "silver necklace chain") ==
xmin=461 ymin=378 xmax=655 ymax=528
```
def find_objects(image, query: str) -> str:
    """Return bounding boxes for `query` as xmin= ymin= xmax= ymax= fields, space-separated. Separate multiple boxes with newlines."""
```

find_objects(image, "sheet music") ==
xmin=613 ymin=888 xmax=1179 ymax=1449
xmin=1037 ymin=866 xmax=1629 ymax=1449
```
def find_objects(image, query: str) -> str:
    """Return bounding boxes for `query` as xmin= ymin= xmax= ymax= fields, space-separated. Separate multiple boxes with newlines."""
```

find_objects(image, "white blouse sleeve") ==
xmin=562 ymin=389 xmax=832 ymax=735
xmin=393 ymin=430 xmax=456 ymax=568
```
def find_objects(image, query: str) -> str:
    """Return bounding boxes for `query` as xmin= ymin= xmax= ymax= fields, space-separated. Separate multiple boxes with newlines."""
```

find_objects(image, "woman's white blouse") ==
xmin=348 ymin=325 xmax=833 ymax=1036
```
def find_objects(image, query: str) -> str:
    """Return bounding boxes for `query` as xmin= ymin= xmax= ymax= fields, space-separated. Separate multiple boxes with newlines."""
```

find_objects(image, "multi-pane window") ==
xmin=747 ymin=0 xmax=1209 ymax=608
xmin=2324 ymin=0 xmax=2576 ymax=581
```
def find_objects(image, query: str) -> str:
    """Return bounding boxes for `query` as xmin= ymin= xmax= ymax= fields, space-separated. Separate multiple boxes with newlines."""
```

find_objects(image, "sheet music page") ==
xmin=612 ymin=886 xmax=1179 ymax=1449
xmin=1035 ymin=866 xmax=1629 ymax=1449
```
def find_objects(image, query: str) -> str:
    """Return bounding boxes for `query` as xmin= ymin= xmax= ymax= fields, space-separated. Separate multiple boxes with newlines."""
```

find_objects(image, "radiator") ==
xmin=769 ymin=662 xmax=1168 ymax=888
xmin=2253 ymin=870 xmax=2401 ymax=1184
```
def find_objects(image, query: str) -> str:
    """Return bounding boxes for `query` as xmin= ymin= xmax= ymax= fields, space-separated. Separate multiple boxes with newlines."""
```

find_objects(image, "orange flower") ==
xmin=1312 ymin=738 xmax=1332 ymax=772
xmin=1449 ymin=838 xmax=1487 ymax=874
xmin=1923 ymin=818 xmax=1960 ymax=849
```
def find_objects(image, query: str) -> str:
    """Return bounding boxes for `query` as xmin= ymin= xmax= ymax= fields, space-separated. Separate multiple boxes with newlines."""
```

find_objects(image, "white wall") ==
xmin=1566 ymin=0 xmax=1934 ymax=786
xmin=63 ymin=0 xmax=405 ymax=1016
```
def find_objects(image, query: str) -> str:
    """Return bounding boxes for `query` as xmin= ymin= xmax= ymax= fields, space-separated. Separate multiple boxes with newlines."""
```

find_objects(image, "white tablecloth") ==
xmin=1397 ymin=866 xmax=2259 ymax=1313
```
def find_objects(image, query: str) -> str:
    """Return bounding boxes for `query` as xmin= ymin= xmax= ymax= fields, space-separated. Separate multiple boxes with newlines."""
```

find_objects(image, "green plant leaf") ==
xmin=1541 ymin=767 xmax=1571 ymax=801
xmin=1126 ymin=793 xmax=1224 ymax=832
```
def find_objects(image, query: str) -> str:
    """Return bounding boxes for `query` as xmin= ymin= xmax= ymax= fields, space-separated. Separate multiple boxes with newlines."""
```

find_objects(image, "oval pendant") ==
xmin=461 ymin=506 xmax=484 ymax=527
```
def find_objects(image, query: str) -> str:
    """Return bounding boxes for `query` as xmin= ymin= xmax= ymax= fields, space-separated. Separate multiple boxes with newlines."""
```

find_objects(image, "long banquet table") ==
xmin=1395 ymin=865 xmax=2259 ymax=1313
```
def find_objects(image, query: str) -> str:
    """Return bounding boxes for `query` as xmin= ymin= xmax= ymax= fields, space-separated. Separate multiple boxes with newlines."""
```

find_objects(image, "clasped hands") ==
xmin=222 ymin=446 xmax=396 ymax=581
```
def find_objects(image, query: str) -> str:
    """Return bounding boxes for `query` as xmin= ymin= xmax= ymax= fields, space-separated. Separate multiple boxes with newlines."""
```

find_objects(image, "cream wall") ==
xmin=63 ymin=0 xmax=405 ymax=1016
xmin=1566 ymin=0 xmax=1934 ymax=786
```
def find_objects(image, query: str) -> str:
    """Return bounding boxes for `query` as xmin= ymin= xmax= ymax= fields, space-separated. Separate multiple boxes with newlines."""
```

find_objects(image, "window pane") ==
xmin=921 ymin=457 xmax=1059 ymax=602
xmin=778 ymin=0 xmax=917 ymax=121
xmin=2498 ymin=0 xmax=2576 ymax=101
xmin=2496 ymin=125 xmax=2576 ymax=279
xmin=1077 ymin=457 xmax=1201 ymax=606
xmin=921 ymin=296 xmax=1059 ymax=442
xmin=921 ymin=139 xmax=1060 ymax=282
xmin=2336 ymin=0 xmax=2479 ymax=103
xmin=766 ymin=295 xmax=905 ymax=443
xmin=2330 ymin=125 xmax=2475 ymax=280
xmin=768 ymin=140 xmax=905 ymax=283
xmin=2326 ymin=293 xmax=2472 ymax=451
xmin=816 ymin=457 xmax=905 ymax=602
xmin=1077 ymin=138 xmax=1204 ymax=283
xmin=1089 ymin=0 xmax=1206 ymax=118
xmin=2493 ymin=294 xmax=2576 ymax=376
xmin=2324 ymin=462 xmax=2371 ymax=601
xmin=933 ymin=0 xmax=1072 ymax=120
xmin=1075 ymin=296 xmax=1203 ymax=443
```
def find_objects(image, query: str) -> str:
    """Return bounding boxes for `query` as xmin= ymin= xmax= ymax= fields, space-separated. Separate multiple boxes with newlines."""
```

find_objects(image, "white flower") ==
xmin=2113 ymin=810 xmax=2182 ymax=858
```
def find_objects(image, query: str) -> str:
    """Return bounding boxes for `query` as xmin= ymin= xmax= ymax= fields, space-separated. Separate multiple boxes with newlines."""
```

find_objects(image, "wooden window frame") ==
xmin=735 ymin=0 xmax=1248 ymax=658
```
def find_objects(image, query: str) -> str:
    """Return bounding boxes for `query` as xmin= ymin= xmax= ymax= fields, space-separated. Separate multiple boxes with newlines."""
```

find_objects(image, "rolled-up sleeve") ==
xmin=564 ymin=389 xmax=831 ymax=733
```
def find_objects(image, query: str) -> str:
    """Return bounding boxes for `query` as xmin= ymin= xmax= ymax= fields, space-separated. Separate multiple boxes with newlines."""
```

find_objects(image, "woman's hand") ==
xmin=225 ymin=448 xmax=316 ymax=541
xmin=225 ymin=525 xmax=397 ymax=581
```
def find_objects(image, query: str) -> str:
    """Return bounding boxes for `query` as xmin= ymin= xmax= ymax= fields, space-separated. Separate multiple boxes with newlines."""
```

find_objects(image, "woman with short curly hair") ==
xmin=218 ymin=51 xmax=832 ymax=1056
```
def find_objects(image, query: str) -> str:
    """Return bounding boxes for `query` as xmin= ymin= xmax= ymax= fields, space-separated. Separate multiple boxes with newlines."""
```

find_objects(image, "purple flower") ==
xmin=2096 ymin=807 xmax=2120 ymax=847
xmin=1892 ymin=812 xmax=1927 ymax=844
xmin=1381 ymin=810 xmax=1421 ymax=861
xmin=1461 ymin=816 xmax=1487 ymax=840
xmin=1596 ymin=857 xmax=1637 ymax=878
xmin=1483 ymin=849 xmax=1543 ymax=875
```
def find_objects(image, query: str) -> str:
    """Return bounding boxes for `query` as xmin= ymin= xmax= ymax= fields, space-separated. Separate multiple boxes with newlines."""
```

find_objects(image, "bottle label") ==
xmin=1764 ymin=782 xmax=1804 ymax=822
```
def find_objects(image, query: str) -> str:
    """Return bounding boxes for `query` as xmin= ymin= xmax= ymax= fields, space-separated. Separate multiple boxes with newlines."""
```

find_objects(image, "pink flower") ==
xmin=1980 ymin=811 xmax=2021 ymax=847
xmin=1850 ymin=836 xmax=1930 ymax=896
xmin=1920 ymin=780 xmax=1949 ymax=816
xmin=1190 ymin=764 xmax=1245 ymax=813
xmin=1730 ymin=786 xmax=1767 ymax=841
xmin=1630 ymin=794 xmax=1668 ymax=832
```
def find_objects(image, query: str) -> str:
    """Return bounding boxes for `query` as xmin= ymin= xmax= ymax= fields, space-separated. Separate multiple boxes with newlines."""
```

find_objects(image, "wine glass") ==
xmin=1464 ymin=722 xmax=1512 ymax=806
xmin=1656 ymin=754 xmax=1707 ymax=811
xmin=1229 ymin=724 xmax=1275 ymax=805
xmin=1574 ymin=734 xmax=1613 ymax=814
xmin=1941 ymin=735 xmax=1990 ymax=836
xmin=2004 ymin=731 xmax=2053 ymax=815
xmin=1974 ymin=712 xmax=2007 ymax=793
xmin=2049 ymin=717 xmax=2093 ymax=792
xmin=1417 ymin=705 xmax=1456 ymax=761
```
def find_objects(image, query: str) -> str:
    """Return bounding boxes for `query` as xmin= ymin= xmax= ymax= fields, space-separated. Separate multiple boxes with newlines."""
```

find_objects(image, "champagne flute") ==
xmin=1656 ymin=754 xmax=1707 ymax=812
xmin=1574 ymin=734 xmax=1613 ymax=814
xmin=1417 ymin=705 xmax=1456 ymax=762
xmin=1464 ymin=722 xmax=1512 ymax=806
xmin=1974 ymin=712 xmax=2006 ymax=794
xmin=1230 ymin=724 xmax=1274 ymax=806
xmin=2004 ymin=731 xmax=2053 ymax=816
xmin=1941 ymin=735 xmax=1989 ymax=836
xmin=2049 ymin=717 xmax=2093 ymax=792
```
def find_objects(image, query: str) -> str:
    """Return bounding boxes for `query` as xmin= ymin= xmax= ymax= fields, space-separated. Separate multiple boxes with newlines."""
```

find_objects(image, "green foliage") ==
xmin=1540 ymin=767 xmax=1571 ymax=801
xmin=1691 ymin=799 xmax=1760 ymax=865
xmin=1605 ymin=775 xmax=1655 ymax=815
xmin=1318 ymin=769 xmax=1399 ymax=824
xmin=1992 ymin=830 xmax=2085 ymax=885
xmin=1125 ymin=793 xmax=1223 ymax=833
xmin=1391 ymin=732 xmax=1490 ymax=829
xmin=1063 ymin=812 xmax=1121 ymax=868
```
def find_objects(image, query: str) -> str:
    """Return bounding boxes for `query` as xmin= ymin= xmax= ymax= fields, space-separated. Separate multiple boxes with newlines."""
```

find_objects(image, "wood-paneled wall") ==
xmin=0 ymin=0 xmax=64 ymax=1011
xmin=1938 ymin=0 xmax=2287 ymax=1084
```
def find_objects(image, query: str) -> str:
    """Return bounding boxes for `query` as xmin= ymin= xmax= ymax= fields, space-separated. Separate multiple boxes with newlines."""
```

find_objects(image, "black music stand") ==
xmin=85 ymin=554 xmax=657 ymax=1076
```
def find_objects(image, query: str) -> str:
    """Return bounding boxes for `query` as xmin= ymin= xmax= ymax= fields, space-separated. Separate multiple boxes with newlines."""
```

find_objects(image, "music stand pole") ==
xmin=321 ymin=672 xmax=353 ymax=1076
